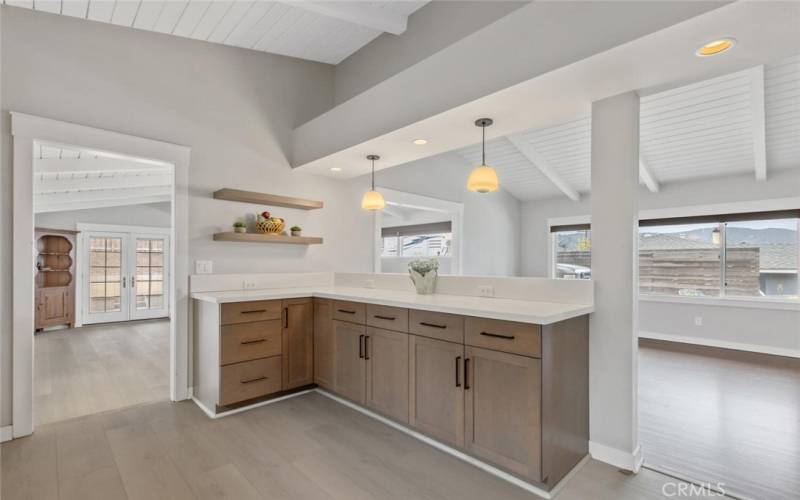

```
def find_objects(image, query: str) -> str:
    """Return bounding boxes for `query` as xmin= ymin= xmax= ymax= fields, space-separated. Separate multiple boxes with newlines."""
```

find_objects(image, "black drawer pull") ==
xmin=359 ymin=334 xmax=365 ymax=358
xmin=480 ymin=331 xmax=515 ymax=340
xmin=240 ymin=309 xmax=267 ymax=314
xmin=374 ymin=315 xmax=396 ymax=321
xmin=338 ymin=309 xmax=356 ymax=314
xmin=240 ymin=376 xmax=267 ymax=384
xmin=240 ymin=339 xmax=266 ymax=345
xmin=420 ymin=322 xmax=447 ymax=329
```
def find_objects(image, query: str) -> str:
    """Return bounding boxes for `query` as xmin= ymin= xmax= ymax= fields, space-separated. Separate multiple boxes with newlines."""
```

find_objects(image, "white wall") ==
xmin=0 ymin=7 xmax=374 ymax=427
xmin=371 ymin=151 xmax=521 ymax=276
xmin=521 ymin=169 xmax=800 ymax=355
xmin=34 ymin=202 xmax=171 ymax=231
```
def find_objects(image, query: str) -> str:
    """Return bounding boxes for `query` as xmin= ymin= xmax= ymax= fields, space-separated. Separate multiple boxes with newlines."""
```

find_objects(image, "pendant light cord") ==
xmin=371 ymin=158 xmax=375 ymax=190
xmin=481 ymin=124 xmax=486 ymax=165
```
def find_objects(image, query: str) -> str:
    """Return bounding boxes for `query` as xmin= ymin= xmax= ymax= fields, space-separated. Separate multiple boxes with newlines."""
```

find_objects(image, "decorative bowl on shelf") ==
xmin=256 ymin=218 xmax=285 ymax=234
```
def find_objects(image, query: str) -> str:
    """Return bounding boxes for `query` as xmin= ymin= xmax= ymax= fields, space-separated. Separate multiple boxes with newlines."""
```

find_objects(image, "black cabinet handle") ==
xmin=338 ymin=309 xmax=356 ymax=314
xmin=455 ymin=356 xmax=461 ymax=387
xmin=241 ymin=309 xmax=267 ymax=314
xmin=359 ymin=334 xmax=365 ymax=358
xmin=420 ymin=322 xmax=447 ymax=329
xmin=240 ymin=339 xmax=266 ymax=345
xmin=364 ymin=336 xmax=370 ymax=360
xmin=464 ymin=358 xmax=471 ymax=390
xmin=480 ymin=331 xmax=515 ymax=340
xmin=240 ymin=376 xmax=267 ymax=384
xmin=374 ymin=315 xmax=396 ymax=321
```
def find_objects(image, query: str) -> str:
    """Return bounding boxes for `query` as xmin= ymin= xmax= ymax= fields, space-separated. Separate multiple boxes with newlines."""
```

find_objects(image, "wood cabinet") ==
xmin=332 ymin=320 xmax=367 ymax=404
xmin=282 ymin=298 xmax=314 ymax=390
xmin=365 ymin=327 xmax=409 ymax=423
xmin=313 ymin=299 xmax=335 ymax=390
xmin=464 ymin=346 xmax=542 ymax=480
xmin=409 ymin=335 xmax=464 ymax=447
xmin=35 ymin=228 xmax=78 ymax=330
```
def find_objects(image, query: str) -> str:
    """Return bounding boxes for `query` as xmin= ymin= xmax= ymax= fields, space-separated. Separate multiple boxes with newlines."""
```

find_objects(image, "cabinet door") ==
xmin=365 ymin=327 xmax=409 ymax=423
xmin=409 ymin=335 xmax=465 ymax=448
xmin=313 ymin=299 xmax=335 ymax=390
xmin=333 ymin=320 xmax=366 ymax=404
xmin=464 ymin=346 xmax=542 ymax=481
xmin=39 ymin=288 xmax=69 ymax=326
xmin=282 ymin=298 xmax=314 ymax=390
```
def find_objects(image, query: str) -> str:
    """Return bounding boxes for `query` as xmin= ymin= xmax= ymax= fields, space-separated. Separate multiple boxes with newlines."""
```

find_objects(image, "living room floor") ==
xmin=639 ymin=339 xmax=800 ymax=500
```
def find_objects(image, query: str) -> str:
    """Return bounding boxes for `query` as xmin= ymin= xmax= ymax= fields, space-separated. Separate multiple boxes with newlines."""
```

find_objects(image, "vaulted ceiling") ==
xmin=455 ymin=54 xmax=800 ymax=202
xmin=33 ymin=143 xmax=173 ymax=213
xmin=4 ymin=0 xmax=428 ymax=64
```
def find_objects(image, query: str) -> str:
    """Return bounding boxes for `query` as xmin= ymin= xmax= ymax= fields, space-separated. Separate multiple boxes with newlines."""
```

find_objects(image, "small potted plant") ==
xmin=233 ymin=220 xmax=247 ymax=234
xmin=290 ymin=225 xmax=302 ymax=237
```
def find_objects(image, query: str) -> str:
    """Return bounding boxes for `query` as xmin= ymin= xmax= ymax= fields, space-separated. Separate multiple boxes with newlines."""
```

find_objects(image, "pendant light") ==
xmin=361 ymin=154 xmax=385 ymax=211
xmin=467 ymin=118 xmax=500 ymax=193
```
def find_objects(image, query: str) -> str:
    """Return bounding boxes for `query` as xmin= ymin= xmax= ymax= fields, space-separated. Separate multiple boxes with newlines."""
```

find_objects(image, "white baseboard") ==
xmin=191 ymin=389 xmax=314 ymax=420
xmin=1 ymin=425 xmax=13 ymax=443
xmin=639 ymin=331 xmax=800 ymax=358
xmin=589 ymin=441 xmax=642 ymax=472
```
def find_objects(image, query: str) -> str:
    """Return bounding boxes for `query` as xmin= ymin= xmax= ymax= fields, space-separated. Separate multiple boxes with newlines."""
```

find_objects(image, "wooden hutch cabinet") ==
xmin=35 ymin=228 xmax=79 ymax=330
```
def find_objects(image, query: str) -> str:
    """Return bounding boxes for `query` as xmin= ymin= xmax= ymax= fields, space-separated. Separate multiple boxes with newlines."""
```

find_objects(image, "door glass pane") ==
xmin=725 ymin=218 xmax=798 ymax=298
xmin=88 ymin=237 xmax=123 ymax=313
xmin=135 ymin=238 xmax=166 ymax=310
xmin=639 ymin=223 xmax=722 ymax=297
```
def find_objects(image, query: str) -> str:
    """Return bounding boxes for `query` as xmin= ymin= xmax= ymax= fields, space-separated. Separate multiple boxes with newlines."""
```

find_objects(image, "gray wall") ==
xmin=521 ymin=169 xmax=800 ymax=354
xmin=34 ymin=202 xmax=171 ymax=231
xmin=372 ymin=151 xmax=521 ymax=276
xmin=0 ymin=7 xmax=374 ymax=427
xmin=334 ymin=1 xmax=525 ymax=104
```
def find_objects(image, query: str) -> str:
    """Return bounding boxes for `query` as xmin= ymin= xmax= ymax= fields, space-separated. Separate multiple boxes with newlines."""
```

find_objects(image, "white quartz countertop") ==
xmin=191 ymin=286 xmax=593 ymax=325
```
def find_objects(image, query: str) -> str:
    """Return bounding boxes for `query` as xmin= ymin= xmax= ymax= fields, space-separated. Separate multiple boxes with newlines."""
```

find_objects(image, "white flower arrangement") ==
xmin=408 ymin=259 xmax=439 ymax=294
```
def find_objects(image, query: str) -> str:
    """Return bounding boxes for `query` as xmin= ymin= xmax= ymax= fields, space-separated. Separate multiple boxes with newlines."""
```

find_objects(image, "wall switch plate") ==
xmin=478 ymin=285 xmax=495 ymax=297
xmin=363 ymin=279 xmax=376 ymax=289
xmin=243 ymin=281 xmax=258 ymax=290
xmin=195 ymin=260 xmax=213 ymax=274
xmin=694 ymin=316 xmax=703 ymax=326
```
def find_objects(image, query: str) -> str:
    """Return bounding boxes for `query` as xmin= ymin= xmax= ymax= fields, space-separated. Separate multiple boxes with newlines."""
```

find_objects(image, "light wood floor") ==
xmin=4 ymin=391 xmax=710 ymax=500
xmin=34 ymin=319 xmax=169 ymax=426
xmin=639 ymin=339 xmax=800 ymax=500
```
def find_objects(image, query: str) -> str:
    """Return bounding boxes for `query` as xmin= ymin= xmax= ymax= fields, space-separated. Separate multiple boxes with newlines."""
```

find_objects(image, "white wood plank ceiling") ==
xmin=455 ymin=54 xmax=800 ymax=202
xmin=4 ymin=0 xmax=428 ymax=64
xmin=33 ymin=144 xmax=173 ymax=213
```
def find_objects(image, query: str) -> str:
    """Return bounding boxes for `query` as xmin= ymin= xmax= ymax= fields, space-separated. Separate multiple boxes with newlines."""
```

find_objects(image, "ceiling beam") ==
xmin=34 ymin=195 xmax=172 ymax=214
xmin=750 ymin=65 xmax=767 ymax=181
xmin=279 ymin=1 xmax=409 ymax=35
xmin=638 ymin=158 xmax=660 ymax=193
xmin=506 ymin=133 xmax=581 ymax=202
xmin=35 ymin=157 xmax=171 ymax=174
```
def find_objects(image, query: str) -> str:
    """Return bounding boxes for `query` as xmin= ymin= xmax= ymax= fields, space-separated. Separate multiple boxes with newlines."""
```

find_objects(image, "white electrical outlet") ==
xmin=478 ymin=285 xmax=494 ymax=297
xmin=243 ymin=281 xmax=258 ymax=290
xmin=195 ymin=260 xmax=213 ymax=274
xmin=694 ymin=316 xmax=703 ymax=327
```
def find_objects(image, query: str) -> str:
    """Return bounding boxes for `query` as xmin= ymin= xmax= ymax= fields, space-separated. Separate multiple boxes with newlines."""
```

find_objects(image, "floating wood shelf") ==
xmin=213 ymin=188 xmax=323 ymax=210
xmin=213 ymin=232 xmax=323 ymax=245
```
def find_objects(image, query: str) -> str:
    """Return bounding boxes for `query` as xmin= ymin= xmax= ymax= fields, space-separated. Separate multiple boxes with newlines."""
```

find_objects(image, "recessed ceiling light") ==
xmin=695 ymin=38 xmax=735 ymax=57
xmin=413 ymin=139 xmax=428 ymax=145
xmin=330 ymin=167 xmax=342 ymax=172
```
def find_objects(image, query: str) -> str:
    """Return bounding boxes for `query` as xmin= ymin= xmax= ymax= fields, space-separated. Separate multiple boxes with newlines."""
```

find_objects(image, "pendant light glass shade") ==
xmin=467 ymin=165 xmax=500 ymax=193
xmin=468 ymin=118 xmax=499 ymax=193
xmin=362 ymin=154 xmax=385 ymax=211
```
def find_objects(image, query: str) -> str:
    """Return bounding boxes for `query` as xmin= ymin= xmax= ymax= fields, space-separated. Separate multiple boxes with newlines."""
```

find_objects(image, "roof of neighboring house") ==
xmin=755 ymin=243 xmax=798 ymax=271
xmin=638 ymin=233 xmax=715 ymax=250
xmin=638 ymin=234 xmax=797 ymax=271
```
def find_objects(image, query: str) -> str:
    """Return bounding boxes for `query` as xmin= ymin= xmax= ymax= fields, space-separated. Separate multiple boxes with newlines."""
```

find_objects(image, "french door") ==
xmin=83 ymin=231 xmax=169 ymax=325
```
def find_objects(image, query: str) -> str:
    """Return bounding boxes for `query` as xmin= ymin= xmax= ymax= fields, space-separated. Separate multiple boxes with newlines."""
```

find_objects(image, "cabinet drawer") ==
xmin=366 ymin=304 xmax=408 ymax=332
xmin=221 ymin=320 xmax=282 ymax=366
xmin=332 ymin=300 xmax=366 ymax=324
xmin=465 ymin=317 xmax=541 ymax=358
xmin=409 ymin=309 xmax=464 ymax=344
xmin=221 ymin=300 xmax=282 ymax=325
xmin=219 ymin=356 xmax=282 ymax=406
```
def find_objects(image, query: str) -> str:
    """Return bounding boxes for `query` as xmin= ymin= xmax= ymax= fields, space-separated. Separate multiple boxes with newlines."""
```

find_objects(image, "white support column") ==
xmin=750 ymin=65 xmax=767 ymax=181
xmin=589 ymin=91 xmax=641 ymax=472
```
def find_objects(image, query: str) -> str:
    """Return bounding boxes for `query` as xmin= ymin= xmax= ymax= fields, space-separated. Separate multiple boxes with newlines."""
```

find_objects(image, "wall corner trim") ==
xmin=1 ymin=426 xmax=14 ymax=443
xmin=589 ymin=441 xmax=643 ymax=472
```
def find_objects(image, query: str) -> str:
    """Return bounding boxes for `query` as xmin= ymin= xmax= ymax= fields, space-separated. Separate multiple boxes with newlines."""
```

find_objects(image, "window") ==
xmin=551 ymin=224 xmax=591 ymax=279
xmin=135 ymin=238 xmax=165 ymax=310
xmin=381 ymin=221 xmax=452 ymax=258
xmin=89 ymin=236 xmax=123 ymax=313
xmin=550 ymin=209 xmax=799 ymax=300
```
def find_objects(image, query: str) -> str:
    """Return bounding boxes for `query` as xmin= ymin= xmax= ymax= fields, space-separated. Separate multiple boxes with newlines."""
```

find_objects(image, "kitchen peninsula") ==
xmin=191 ymin=272 xmax=593 ymax=494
